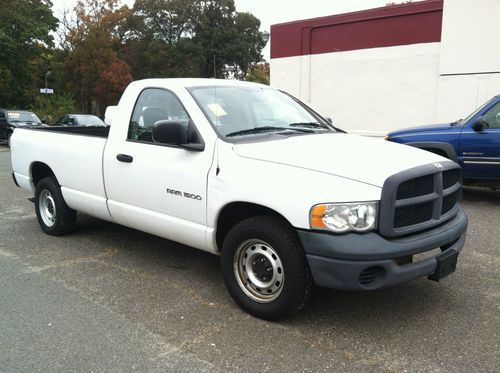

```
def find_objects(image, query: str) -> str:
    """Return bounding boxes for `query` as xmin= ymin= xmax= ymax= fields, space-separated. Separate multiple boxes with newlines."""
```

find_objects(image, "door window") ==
xmin=483 ymin=102 xmax=500 ymax=129
xmin=128 ymin=88 xmax=190 ymax=142
xmin=57 ymin=116 xmax=70 ymax=125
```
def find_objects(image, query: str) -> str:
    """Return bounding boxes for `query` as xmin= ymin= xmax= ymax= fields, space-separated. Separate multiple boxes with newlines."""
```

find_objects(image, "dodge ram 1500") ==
xmin=11 ymin=79 xmax=468 ymax=320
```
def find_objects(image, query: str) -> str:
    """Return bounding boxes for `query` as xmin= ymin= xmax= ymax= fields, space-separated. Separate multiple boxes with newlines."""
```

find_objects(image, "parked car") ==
xmin=54 ymin=114 xmax=106 ymax=127
xmin=10 ymin=79 xmax=468 ymax=320
xmin=386 ymin=95 xmax=500 ymax=188
xmin=0 ymin=109 xmax=43 ymax=143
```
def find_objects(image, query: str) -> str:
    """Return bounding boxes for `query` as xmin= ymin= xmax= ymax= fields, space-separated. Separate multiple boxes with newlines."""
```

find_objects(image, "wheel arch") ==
xmin=215 ymin=202 xmax=292 ymax=251
xmin=406 ymin=141 xmax=458 ymax=162
xmin=30 ymin=162 xmax=57 ymax=188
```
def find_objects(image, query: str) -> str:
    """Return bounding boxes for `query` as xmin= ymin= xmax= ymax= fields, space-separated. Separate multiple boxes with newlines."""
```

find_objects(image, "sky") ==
xmin=50 ymin=0 xmax=392 ymax=59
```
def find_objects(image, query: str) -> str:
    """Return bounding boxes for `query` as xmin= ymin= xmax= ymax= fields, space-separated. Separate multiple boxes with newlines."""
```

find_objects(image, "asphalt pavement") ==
xmin=0 ymin=145 xmax=498 ymax=372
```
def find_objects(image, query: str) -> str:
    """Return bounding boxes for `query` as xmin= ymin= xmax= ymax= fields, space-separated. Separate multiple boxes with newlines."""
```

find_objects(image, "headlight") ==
xmin=310 ymin=202 xmax=378 ymax=233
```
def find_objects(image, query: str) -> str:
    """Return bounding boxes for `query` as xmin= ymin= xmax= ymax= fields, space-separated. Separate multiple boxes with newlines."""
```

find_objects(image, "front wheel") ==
xmin=221 ymin=216 xmax=312 ymax=320
xmin=35 ymin=177 xmax=77 ymax=236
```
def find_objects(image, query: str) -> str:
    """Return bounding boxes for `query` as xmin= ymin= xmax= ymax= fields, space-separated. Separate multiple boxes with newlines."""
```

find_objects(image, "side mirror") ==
xmin=472 ymin=117 xmax=488 ymax=131
xmin=152 ymin=120 xmax=204 ymax=151
xmin=104 ymin=105 xmax=117 ymax=126
xmin=153 ymin=120 xmax=188 ymax=145
xmin=325 ymin=117 xmax=333 ymax=125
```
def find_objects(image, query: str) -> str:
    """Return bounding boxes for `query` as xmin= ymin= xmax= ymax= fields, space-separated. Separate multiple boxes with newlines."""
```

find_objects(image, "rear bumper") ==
xmin=298 ymin=208 xmax=468 ymax=290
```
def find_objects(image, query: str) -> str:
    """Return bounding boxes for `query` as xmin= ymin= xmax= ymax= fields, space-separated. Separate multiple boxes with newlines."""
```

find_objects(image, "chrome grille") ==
xmin=379 ymin=162 xmax=462 ymax=238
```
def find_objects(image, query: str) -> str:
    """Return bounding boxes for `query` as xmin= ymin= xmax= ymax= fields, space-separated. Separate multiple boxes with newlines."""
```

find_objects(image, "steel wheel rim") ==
xmin=233 ymin=239 xmax=285 ymax=303
xmin=39 ymin=189 xmax=56 ymax=227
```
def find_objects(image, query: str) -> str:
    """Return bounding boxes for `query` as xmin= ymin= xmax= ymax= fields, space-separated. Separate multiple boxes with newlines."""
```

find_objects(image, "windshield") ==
xmin=6 ymin=111 xmax=41 ymax=124
xmin=76 ymin=115 xmax=105 ymax=126
xmin=458 ymin=98 xmax=495 ymax=125
xmin=188 ymin=86 xmax=332 ymax=139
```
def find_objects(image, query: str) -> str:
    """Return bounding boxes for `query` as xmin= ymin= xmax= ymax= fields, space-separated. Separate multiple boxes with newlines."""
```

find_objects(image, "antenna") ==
xmin=214 ymin=83 xmax=218 ymax=126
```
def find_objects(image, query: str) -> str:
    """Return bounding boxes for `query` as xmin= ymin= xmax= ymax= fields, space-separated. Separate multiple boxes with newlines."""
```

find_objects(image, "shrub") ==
xmin=30 ymin=93 xmax=77 ymax=125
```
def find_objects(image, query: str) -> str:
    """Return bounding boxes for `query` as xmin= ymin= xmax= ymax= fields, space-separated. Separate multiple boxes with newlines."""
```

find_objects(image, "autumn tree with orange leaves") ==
xmin=57 ymin=0 xmax=132 ymax=115
xmin=94 ymin=58 xmax=132 ymax=107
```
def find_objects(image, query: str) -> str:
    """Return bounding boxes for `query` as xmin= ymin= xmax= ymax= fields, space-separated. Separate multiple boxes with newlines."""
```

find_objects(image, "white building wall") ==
xmin=439 ymin=0 xmax=500 ymax=75
xmin=271 ymin=43 xmax=441 ymax=135
xmin=436 ymin=73 xmax=500 ymax=122
xmin=436 ymin=0 xmax=500 ymax=122
xmin=270 ymin=0 xmax=500 ymax=136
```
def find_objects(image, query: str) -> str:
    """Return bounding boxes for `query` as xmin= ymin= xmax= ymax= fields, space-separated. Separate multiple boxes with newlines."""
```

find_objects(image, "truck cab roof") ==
xmin=126 ymin=78 xmax=267 ymax=90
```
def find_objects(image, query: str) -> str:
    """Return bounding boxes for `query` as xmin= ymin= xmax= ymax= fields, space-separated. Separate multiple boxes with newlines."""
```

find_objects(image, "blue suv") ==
xmin=387 ymin=96 xmax=500 ymax=189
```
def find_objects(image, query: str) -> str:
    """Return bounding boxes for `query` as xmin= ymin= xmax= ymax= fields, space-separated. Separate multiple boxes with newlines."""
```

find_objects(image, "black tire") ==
xmin=221 ymin=215 xmax=312 ymax=320
xmin=35 ymin=177 xmax=77 ymax=236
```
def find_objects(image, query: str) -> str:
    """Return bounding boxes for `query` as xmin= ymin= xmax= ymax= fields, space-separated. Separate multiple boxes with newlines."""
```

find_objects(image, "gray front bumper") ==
xmin=298 ymin=208 xmax=468 ymax=290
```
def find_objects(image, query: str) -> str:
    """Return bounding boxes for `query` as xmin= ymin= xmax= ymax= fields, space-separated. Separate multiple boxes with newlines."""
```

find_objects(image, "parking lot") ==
xmin=0 ymin=145 xmax=498 ymax=372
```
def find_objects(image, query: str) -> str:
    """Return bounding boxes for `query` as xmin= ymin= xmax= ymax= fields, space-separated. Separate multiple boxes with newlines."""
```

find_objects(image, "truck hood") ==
xmin=232 ymin=133 xmax=444 ymax=187
xmin=388 ymin=123 xmax=455 ymax=137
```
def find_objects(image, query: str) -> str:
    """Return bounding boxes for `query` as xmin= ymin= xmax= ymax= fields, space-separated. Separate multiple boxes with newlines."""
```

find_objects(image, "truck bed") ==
xmin=10 ymin=127 xmax=112 ymax=222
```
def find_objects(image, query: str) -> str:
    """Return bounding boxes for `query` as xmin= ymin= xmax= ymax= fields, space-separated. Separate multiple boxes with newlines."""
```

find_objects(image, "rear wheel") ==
xmin=221 ymin=216 xmax=312 ymax=320
xmin=35 ymin=177 xmax=76 ymax=236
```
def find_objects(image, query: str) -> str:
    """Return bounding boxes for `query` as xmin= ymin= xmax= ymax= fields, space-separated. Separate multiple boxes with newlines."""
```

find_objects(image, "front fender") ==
xmin=406 ymin=141 xmax=458 ymax=162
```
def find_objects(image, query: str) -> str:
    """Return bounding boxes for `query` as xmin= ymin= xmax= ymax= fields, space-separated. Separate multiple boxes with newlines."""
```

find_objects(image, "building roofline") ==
xmin=271 ymin=0 xmax=443 ymax=28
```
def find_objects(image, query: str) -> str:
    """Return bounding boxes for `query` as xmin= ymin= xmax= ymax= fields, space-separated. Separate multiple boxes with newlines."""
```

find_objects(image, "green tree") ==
xmin=0 ymin=0 xmax=58 ymax=108
xmin=124 ymin=0 xmax=265 ymax=79
xmin=123 ymin=0 xmax=203 ymax=79
xmin=193 ymin=1 xmax=265 ymax=78
xmin=133 ymin=0 xmax=200 ymax=45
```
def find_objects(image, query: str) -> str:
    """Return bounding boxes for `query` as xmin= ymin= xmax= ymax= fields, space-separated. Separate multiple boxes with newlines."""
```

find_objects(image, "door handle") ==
xmin=116 ymin=154 xmax=133 ymax=163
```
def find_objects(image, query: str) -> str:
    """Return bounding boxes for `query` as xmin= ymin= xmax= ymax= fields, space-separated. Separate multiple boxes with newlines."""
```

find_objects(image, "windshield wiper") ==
xmin=226 ymin=126 xmax=313 ymax=137
xmin=450 ymin=119 xmax=462 ymax=126
xmin=288 ymin=122 xmax=328 ymax=129
xmin=289 ymin=121 xmax=347 ymax=133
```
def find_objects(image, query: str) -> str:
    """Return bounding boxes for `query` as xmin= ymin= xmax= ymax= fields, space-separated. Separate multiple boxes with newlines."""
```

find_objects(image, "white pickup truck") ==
xmin=11 ymin=79 xmax=468 ymax=320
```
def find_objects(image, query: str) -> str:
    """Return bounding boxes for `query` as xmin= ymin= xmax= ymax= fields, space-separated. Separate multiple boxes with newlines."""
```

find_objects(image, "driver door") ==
xmin=104 ymin=88 xmax=214 ymax=251
xmin=460 ymin=101 xmax=500 ymax=180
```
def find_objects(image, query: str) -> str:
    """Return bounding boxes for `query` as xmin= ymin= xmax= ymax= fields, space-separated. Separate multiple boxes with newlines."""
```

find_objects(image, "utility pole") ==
xmin=45 ymin=71 xmax=51 ymax=91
